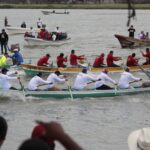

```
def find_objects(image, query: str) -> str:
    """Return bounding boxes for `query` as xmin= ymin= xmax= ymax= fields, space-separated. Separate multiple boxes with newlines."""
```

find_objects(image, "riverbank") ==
xmin=1 ymin=3 xmax=150 ymax=9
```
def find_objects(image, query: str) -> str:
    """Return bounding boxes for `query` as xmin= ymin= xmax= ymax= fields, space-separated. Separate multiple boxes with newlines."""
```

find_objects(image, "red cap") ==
xmin=31 ymin=124 xmax=54 ymax=146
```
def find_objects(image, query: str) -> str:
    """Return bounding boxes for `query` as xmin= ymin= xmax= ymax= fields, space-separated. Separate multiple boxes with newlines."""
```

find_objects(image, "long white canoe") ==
xmin=24 ymin=37 xmax=71 ymax=46
xmin=5 ymin=26 xmax=40 ymax=35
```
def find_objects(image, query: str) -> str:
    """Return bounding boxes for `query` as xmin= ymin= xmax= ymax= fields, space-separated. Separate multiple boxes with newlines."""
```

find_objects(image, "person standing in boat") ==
xmin=73 ymin=68 xmax=97 ymax=90
xmin=37 ymin=54 xmax=50 ymax=66
xmin=128 ymin=25 xmax=136 ymax=38
xmin=140 ymin=48 xmax=150 ymax=65
xmin=106 ymin=51 xmax=122 ymax=67
xmin=93 ymin=53 xmax=106 ymax=68
xmin=95 ymin=68 xmax=117 ymax=90
xmin=0 ymin=68 xmax=20 ymax=90
xmin=0 ymin=29 xmax=9 ymax=54
xmin=21 ymin=21 xmax=26 ymax=28
xmin=46 ymin=71 xmax=67 ymax=91
xmin=118 ymin=68 xmax=142 ymax=89
xmin=27 ymin=72 xmax=52 ymax=91
xmin=57 ymin=53 xmax=67 ymax=68
xmin=70 ymin=50 xmax=85 ymax=67
xmin=126 ymin=53 xmax=139 ymax=67
xmin=4 ymin=16 xmax=8 ymax=27
xmin=37 ymin=18 xmax=43 ymax=28
xmin=10 ymin=48 xmax=24 ymax=65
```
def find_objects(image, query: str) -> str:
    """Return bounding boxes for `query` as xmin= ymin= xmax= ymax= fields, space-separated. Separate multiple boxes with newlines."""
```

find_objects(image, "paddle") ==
xmin=66 ymin=81 xmax=73 ymax=101
xmin=18 ymin=78 xmax=26 ymax=102
xmin=138 ymin=65 xmax=150 ymax=78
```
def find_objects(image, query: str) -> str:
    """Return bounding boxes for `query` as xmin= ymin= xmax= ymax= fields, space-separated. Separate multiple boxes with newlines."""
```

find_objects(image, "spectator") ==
xmin=0 ymin=29 xmax=9 ymax=54
xmin=128 ymin=25 xmax=136 ymax=38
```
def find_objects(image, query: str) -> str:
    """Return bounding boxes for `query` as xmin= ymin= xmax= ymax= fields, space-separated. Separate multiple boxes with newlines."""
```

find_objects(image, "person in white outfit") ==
xmin=37 ymin=18 xmax=42 ymax=28
xmin=0 ymin=68 xmax=20 ymax=90
xmin=73 ymin=68 xmax=97 ymax=90
xmin=46 ymin=71 xmax=67 ymax=91
xmin=118 ymin=68 xmax=142 ymax=89
xmin=95 ymin=68 xmax=116 ymax=90
xmin=27 ymin=72 xmax=52 ymax=91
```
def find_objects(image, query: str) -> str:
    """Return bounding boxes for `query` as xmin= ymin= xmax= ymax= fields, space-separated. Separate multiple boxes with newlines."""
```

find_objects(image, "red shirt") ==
xmin=142 ymin=52 xmax=150 ymax=64
xmin=37 ymin=56 xmax=49 ymax=66
xmin=106 ymin=53 xmax=119 ymax=66
xmin=70 ymin=54 xmax=83 ymax=65
xmin=57 ymin=56 xmax=67 ymax=67
xmin=126 ymin=55 xmax=138 ymax=66
xmin=93 ymin=55 xmax=104 ymax=67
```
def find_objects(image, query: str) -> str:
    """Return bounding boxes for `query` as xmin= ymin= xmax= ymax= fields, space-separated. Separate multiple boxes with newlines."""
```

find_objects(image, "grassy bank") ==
xmin=0 ymin=3 xmax=150 ymax=9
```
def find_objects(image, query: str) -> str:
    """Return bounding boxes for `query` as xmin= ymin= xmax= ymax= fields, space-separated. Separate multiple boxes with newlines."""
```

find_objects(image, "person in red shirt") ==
xmin=126 ymin=53 xmax=139 ymax=66
xmin=106 ymin=51 xmax=121 ymax=67
xmin=141 ymin=48 xmax=150 ymax=65
xmin=70 ymin=50 xmax=84 ymax=67
xmin=57 ymin=53 xmax=67 ymax=68
xmin=93 ymin=53 xmax=106 ymax=67
xmin=37 ymin=54 xmax=50 ymax=66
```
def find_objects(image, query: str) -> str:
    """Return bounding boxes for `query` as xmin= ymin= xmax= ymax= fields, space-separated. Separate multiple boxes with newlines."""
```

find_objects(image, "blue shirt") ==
xmin=10 ymin=52 xmax=24 ymax=65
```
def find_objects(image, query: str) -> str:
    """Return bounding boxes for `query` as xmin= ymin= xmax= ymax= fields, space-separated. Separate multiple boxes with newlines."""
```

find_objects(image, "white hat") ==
xmin=128 ymin=128 xmax=150 ymax=150
xmin=13 ymin=48 xmax=18 ymax=52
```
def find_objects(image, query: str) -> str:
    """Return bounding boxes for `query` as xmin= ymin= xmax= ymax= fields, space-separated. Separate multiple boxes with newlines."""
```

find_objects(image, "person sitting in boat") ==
xmin=118 ymin=68 xmax=142 ymax=89
xmin=27 ymin=72 xmax=52 ymax=91
xmin=126 ymin=53 xmax=139 ymax=67
xmin=21 ymin=21 xmax=26 ymax=28
xmin=0 ymin=68 xmax=20 ymax=90
xmin=37 ymin=54 xmax=50 ymax=66
xmin=9 ymin=48 xmax=24 ymax=66
xmin=128 ymin=25 xmax=136 ymax=38
xmin=69 ymin=50 xmax=85 ymax=67
xmin=93 ymin=53 xmax=106 ymax=68
xmin=106 ymin=51 xmax=122 ymax=67
xmin=37 ymin=18 xmax=43 ymax=28
xmin=46 ymin=71 xmax=67 ymax=91
xmin=0 ymin=53 xmax=9 ymax=67
xmin=73 ymin=68 xmax=97 ymax=90
xmin=38 ymin=28 xmax=49 ymax=40
xmin=141 ymin=48 xmax=150 ymax=65
xmin=139 ymin=31 xmax=146 ymax=39
xmin=95 ymin=68 xmax=117 ymax=90
xmin=57 ymin=53 xmax=67 ymax=68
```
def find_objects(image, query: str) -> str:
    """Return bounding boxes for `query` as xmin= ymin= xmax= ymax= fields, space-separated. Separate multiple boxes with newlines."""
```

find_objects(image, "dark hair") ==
xmin=46 ymin=54 xmax=50 ymax=57
xmin=71 ymin=50 xmax=75 ymax=53
xmin=146 ymin=48 xmax=149 ymax=52
xmin=18 ymin=138 xmax=50 ymax=150
xmin=0 ymin=116 xmax=8 ymax=142
xmin=55 ymin=71 xmax=61 ymax=76
xmin=110 ymin=51 xmax=113 ymax=54
xmin=82 ymin=68 xmax=87 ymax=73
xmin=60 ymin=53 xmax=64 ymax=57
xmin=1 ymin=68 xmax=8 ymax=73
xmin=132 ymin=53 xmax=136 ymax=57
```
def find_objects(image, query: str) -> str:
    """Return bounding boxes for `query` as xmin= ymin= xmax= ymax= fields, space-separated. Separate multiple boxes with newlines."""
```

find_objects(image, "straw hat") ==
xmin=128 ymin=128 xmax=150 ymax=150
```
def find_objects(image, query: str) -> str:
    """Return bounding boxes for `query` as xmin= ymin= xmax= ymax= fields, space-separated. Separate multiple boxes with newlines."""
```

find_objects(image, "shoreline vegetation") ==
xmin=0 ymin=3 xmax=150 ymax=9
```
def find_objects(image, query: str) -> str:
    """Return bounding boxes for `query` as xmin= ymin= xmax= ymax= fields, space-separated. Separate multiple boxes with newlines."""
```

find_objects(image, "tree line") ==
xmin=0 ymin=0 xmax=149 ymax=4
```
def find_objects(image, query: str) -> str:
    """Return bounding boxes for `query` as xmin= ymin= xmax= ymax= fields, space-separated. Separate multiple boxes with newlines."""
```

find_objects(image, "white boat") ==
xmin=24 ymin=36 xmax=71 ymax=46
xmin=5 ymin=26 xmax=40 ymax=35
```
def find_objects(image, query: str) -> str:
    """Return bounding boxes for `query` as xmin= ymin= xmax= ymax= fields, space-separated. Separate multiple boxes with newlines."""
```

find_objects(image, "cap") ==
xmin=13 ymin=48 xmax=18 ymax=52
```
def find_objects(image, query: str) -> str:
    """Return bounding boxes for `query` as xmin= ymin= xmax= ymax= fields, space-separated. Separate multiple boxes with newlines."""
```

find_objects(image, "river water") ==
xmin=0 ymin=9 xmax=150 ymax=150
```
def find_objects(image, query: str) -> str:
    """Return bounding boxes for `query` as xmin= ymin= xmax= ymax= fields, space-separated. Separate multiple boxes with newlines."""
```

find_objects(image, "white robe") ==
xmin=27 ymin=75 xmax=50 ymax=91
xmin=118 ymin=71 xmax=140 ymax=89
xmin=46 ymin=73 xmax=65 ymax=88
xmin=73 ymin=72 xmax=96 ymax=90
xmin=95 ymin=72 xmax=116 ymax=88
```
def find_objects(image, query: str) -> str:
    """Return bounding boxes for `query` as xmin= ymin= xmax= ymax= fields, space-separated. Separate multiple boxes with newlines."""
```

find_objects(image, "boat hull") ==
xmin=20 ymin=64 xmax=150 ymax=75
xmin=115 ymin=34 xmax=150 ymax=48
xmin=24 ymin=37 xmax=71 ymax=46
xmin=5 ymin=26 xmax=39 ymax=35
xmin=1 ymin=87 xmax=150 ymax=99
